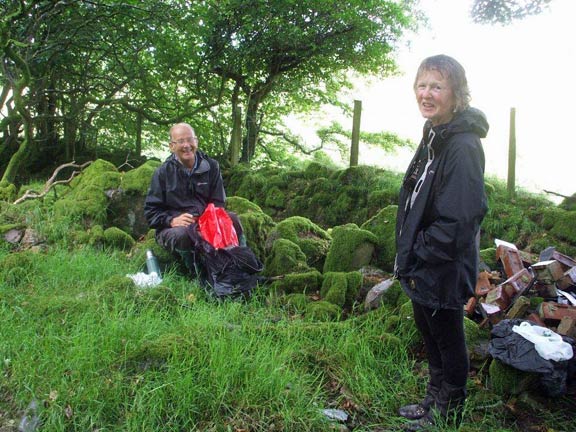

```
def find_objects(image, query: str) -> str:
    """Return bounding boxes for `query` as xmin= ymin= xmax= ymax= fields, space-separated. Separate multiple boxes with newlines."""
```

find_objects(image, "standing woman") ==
xmin=394 ymin=55 xmax=488 ymax=431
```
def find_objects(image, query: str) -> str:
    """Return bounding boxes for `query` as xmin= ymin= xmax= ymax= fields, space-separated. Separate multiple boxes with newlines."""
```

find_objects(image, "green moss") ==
xmin=320 ymin=271 xmax=362 ymax=309
xmin=263 ymin=238 xmax=310 ymax=277
xmin=488 ymin=359 xmax=537 ymax=396
xmin=264 ymin=185 xmax=286 ymax=209
xmin=103 ymin=227 xmax=136 ymax=251
xmin=235 ymin=173 xmax=269 ymax=203
xmin=345 ymin=271 xmax=363 ymax=307
xmin=360 ymin=205 xmax=398 ymax=272
xmin=88 ymin=225 xmax=105 ymax=247
xmin=0 ymin=181 xmax=17 ymax=202
xmin=548 ymin=210 xmax=576 ymax=244
xmin=120 ymin=160 xmax=161 ymax=195
xmin=226 ymin=196 xmax=265 ymax=214
xmin=463 ymin=316 xmax=489 ymax=346
xmin=305 ymin=300 xmax=341 ymax=322
xmin=0 ymin=250 xmax=37 ymax=285
xmin=321 ymin=272 xmax=348 ymax=307
xmin=224 ymin=196 xmax=276 ymax=261
xmin=303 ymin=161 xmax=335 ymax=180
xmin=270 ymin=270 xmax=323 ymax=294
xmin=0 ymin=223 xmax=25 ymax=235
xmin=53 ymin=159 xmax=121 ymax=226
xmin=479 ymin=247 xmax=497 ymax=270
xmin=323 ymin=223 xmax=377 ymax=273
xmin=267 ymin=216 xmax=331 ymax=271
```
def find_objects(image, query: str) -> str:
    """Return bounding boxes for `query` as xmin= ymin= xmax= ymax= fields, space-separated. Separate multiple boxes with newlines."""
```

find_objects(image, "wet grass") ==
xmin=0 ymin=245 xmax=574 ymax=431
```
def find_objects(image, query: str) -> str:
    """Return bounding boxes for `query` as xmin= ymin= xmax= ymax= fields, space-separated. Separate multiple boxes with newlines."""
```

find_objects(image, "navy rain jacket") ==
xmin=144 ymin=151 xmax=226 ymax=231
xmin=395 ymin=107 xmax=489 ymax=310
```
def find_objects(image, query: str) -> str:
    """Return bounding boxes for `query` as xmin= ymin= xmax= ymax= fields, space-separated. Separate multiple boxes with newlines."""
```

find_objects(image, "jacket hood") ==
xmin=425 ymin=107 xmax=489 ymax=140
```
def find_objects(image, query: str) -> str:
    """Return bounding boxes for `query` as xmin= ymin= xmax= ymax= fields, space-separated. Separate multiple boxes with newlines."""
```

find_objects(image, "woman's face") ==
xmin=415 ymin=69 xmax=455 ymax=126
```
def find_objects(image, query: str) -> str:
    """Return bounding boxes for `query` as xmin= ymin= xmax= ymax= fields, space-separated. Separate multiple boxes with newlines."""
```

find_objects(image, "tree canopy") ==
xmin=471 ymin=0 xmax=552 ymax=25
xmin=1 ymin=0 xmax=419 ymax=188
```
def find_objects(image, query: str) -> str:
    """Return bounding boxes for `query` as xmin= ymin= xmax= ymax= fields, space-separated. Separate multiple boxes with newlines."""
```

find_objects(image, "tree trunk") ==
xmin=241 ymin=94 xmax=261 ymax=163
xmin=135 ymin=112 xmax=143 ymax=157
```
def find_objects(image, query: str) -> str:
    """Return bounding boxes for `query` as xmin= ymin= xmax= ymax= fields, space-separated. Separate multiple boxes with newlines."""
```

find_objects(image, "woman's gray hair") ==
xmin=414 ymin=55 xmax=471 ymax=113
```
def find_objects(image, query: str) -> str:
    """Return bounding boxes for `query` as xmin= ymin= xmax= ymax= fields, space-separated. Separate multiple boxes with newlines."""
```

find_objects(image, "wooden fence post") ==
xmin=507 ymin=107 xmax=516 ymax=199
xmin=350 ymin=99 xmax=361 ymax=167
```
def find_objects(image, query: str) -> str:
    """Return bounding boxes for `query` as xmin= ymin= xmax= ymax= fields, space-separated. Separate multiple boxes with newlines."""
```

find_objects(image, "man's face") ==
xmin=169 ymin=124 xmax=198 ymax=168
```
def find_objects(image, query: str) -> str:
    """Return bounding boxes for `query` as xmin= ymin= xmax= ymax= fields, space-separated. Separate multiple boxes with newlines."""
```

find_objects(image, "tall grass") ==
xmin=1 ymin=246 xmax=574 ymax=431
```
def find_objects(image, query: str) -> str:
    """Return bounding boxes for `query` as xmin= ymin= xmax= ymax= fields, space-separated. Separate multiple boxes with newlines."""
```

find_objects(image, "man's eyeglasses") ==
xmin=170 ymin=136 xmax=197 ymax=146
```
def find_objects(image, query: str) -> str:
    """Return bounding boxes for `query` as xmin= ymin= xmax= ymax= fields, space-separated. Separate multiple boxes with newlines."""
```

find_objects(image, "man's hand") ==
xmin=170 ymin=213 xmax=197 ymax=227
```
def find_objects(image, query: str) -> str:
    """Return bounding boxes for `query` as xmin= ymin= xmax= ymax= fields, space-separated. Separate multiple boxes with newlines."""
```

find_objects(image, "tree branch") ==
xmin=13 ymin=161 xmax=93 ymax=204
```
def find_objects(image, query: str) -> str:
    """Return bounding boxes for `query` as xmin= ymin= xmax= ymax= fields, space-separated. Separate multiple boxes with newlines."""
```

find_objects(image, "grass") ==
xmin=1 ymin=244 xmax=575 ymax=431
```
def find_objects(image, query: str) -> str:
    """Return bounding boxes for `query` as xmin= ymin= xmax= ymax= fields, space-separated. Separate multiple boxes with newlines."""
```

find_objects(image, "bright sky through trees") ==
xmin=347 ymin=0 xmax=574 ymax=201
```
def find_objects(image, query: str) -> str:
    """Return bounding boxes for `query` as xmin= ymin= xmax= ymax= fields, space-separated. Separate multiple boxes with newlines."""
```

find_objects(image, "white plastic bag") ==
xmin=512 ymin=321 xmax=573 ymax=362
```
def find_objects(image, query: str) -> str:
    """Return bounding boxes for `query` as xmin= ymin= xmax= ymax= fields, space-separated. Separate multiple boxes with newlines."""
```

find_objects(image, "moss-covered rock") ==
xmin=0 ymin=181 xmax=17 ymax=203
xmin=227 ymin=196 xmax=276 ymax=262
xmin=120 ymin=160 xmax=161 ymax=195
xmin=321 ymin=272 xmax=348 ymax=307
xmin=53 ymin=159 xmax=121 ymax=226
xmin=264 ymin=185 xmax=286 ymax=209
xmin=226 ymin=196 xmax=265 ymax=215
xmin=479 ymin=247 xmax=497 ymax=270
xmin=305 ymin=300 xmax=341 ymax=322
xmin=263 ymin=238 xmax=311 ymax=277
xmin=266 ymin=216 xmax=331 ymax=271
xmin=542 ymin=208 xmax=576 ymax=244
xmin=103 ymin=227 xmax=136 ymax=251
xmin=270 ymin=270 xmax=323 ymax=294
xmin=323 ymin=223 xmax=378 ymax=273
xmin=0 ymin=223 xmax=25 ymax=236
xmin=364 ymin=278 xmax=404 ymax=310
xmin=360 ymin=205 xmax=397 ymax=272
xmin=463 ymin=316 xmax=489 ymax=346
xmin=320 ymin=271 xmax=362 ymax=309
xmin=488 ymin=359 xmax=537 ymax=396
xmin=234 ymin=172 xmax=270 ymax=204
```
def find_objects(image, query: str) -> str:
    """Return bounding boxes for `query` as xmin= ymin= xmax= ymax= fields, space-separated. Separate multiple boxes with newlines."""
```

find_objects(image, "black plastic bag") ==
xmin=187 ymin=224 xmax=263 ymax=299
xmin=488 ymin=319 xmax=575 ymax=396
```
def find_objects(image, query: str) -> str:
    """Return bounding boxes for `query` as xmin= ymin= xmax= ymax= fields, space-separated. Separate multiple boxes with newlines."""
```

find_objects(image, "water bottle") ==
xmin=145 ymin=250 xmax=161 ymax=278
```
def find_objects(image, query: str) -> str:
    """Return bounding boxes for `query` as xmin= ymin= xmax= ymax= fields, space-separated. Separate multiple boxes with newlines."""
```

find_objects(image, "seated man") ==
xmin=144 ymin=122 xmax=244 ymax=275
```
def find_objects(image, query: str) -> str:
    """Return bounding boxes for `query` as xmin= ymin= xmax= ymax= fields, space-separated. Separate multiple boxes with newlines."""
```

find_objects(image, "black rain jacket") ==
xmin=395 ymin=107 xmax=489 ymax=310
xmin=144 ymin=151 xmax=226 ymax=231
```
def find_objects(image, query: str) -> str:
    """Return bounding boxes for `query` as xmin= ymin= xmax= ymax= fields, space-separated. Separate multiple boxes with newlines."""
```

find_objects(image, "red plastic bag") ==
xmin=198 ymin=203 xmax=239 ymax=249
